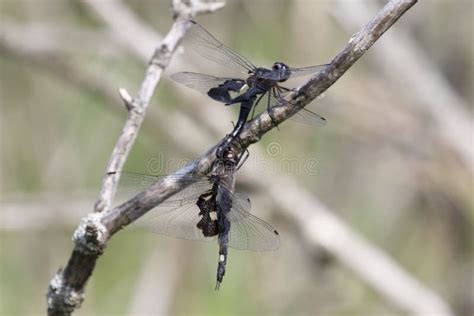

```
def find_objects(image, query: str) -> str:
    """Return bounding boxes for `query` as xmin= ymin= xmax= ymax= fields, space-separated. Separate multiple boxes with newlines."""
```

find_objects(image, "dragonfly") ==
xmin=171 ymin=20 xmax=328 ymax=155
xmin=116 ymin=158 xmax=280 ymax=289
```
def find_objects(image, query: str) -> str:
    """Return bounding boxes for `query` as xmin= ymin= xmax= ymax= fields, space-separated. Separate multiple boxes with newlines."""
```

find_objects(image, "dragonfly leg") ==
xmin=235 ymin=146 xmax=250 ymax=171
xmin=278 ymin=85 xmax=297 ymax=93
xmin=268 ymin=88 xmax=280 ymax=130
xmin=251 ymin=93 xmax=265 ymax=120
xmin=276 ymin=86 xmax=297 ymax=106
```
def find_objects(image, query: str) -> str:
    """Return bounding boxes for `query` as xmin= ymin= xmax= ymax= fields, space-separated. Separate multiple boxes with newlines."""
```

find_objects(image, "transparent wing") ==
xmin=170 ymin=72 xmax=238 ymax=95
xmin=115 ymin=172 xmax=212 ymax=206
xmin=115 ymin=171 xmax=216 ymax=242
xmin=186 ymin=20 xmax=256 ymax=75
xmin=269 ymin=88 xmax=327 ymax=126
xmin=135 ymin=201 xmax=216 ymax=242
xmin=116 ymin=173 xmax=279 ymax=250
xmin=289 ymin=64 xmax=329 ymax=78
xmin=288 ymin=105 xmax=328 ymax=126
xmin=226 ymin=193 xmax=280 ymax=251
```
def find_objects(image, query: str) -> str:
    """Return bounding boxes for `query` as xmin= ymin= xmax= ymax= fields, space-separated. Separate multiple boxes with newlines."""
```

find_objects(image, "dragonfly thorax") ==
xmin=247 ymin=68 xmax=277 ymax=91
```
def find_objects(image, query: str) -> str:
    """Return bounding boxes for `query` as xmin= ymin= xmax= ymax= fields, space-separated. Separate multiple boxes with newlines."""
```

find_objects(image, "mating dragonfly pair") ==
xmin=171 ymin=20 xmax=328 ymax=156
xmin=120 ymin=20 xmax=327 ymax=289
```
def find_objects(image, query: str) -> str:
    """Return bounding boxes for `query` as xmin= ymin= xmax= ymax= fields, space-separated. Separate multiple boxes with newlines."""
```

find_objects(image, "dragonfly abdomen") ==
xmin=196 ymin=195 xmax=219 ymax=237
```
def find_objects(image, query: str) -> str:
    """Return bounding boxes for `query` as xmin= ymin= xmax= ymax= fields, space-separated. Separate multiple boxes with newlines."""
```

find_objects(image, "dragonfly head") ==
xmin=272 ymin=62 xmax=291 ymax=82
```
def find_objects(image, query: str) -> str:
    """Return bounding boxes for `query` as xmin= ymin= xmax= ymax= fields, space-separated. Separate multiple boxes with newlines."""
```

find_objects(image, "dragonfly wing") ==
xmin=170 ymin=72 xmax=235 ymax=95
xmin=115 ymin=172 xmax=212 ymax=207
xmin=226 ymin=193 xmax=280 ymax=251
xmin=135 ymin=201 xmax=216 ymax=242
xmin=270 ymin=89 xmax=327 ymax=126
xmin=289 ymin=64 xmax=329 ymax=78
xmin=289 ymin=107 xmax=327 ymax=126
xmin=186 ymin=20 xmax=257 ymax=75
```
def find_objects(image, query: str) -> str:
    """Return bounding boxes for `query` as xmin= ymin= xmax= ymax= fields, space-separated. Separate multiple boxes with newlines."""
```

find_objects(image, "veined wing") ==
xmin=289 ymin=64 xmax=329 ymax=78
xmin=135 ymin=201 xmax=215 ymax=242
xmin=133 ymin=186 xmax=267 ymax=245
xmin=116 ymin=171 xmax=214 ymax=241
xmin=270 ymin=88 xmax=327 ymax=126
xmin=116 ymin=172 xmax=280 ymax=249
xmin=249 ymin=89 xmax=327 ymax=126
xmin=226 ymin=193 xmax=280 ymax=251
xmin=170 ymin=72 xmax=243 ymax=96
xmin=115 ymin=172 xmax=212 ymax=207
xmin=289 ymin=106 xmax=328 ymax=126
xmin=186 ymin=20 xmax=257 ymax=75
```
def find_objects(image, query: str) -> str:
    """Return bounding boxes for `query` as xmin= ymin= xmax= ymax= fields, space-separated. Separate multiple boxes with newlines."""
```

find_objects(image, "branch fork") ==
xmin=72 ymin=213 xmax=108 ymax=255
xmin=118 ymin=88 xmax=134 ymax=112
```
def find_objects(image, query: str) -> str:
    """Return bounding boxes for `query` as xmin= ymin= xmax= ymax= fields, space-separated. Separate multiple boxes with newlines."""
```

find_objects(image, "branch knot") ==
xmin=72 ymin=213 xmax=108 ymax=255
xmin=150 ymin=43 xmax=172 ymax=68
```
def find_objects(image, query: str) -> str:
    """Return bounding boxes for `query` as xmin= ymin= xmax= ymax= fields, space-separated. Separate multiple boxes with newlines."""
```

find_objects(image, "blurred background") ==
xmin=1 ymin=0 xmax=472 ymax=315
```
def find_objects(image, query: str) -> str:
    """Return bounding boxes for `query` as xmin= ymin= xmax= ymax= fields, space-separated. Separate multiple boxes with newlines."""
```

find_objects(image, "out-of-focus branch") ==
xmin=331 ymin=0 xmax=473 ymax=168
xmin=44 ymin=1 xmax=225 ymax=315
xmin=0 ymin=21 xmax=119 ymax=56
xmin=83 ymin=1 xmax=161 ymax=61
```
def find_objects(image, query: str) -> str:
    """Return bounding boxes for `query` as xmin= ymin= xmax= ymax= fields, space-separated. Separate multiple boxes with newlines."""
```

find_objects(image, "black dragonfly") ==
xmin=171 ymin=20 xmax=328 ymax=154
xmin=116 ymin=156 xmax=279 ymax=289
